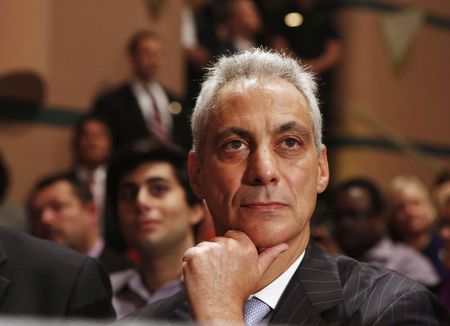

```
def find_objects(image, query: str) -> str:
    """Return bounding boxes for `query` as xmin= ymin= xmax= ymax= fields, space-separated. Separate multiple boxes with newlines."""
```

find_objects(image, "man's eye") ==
xmin=282 ymin=138 xmax=300 ymax=148
xmin=149 ymin=184 xmax=169 ymax=197
xmin=224 ymin=140 xmax=245 ymax=151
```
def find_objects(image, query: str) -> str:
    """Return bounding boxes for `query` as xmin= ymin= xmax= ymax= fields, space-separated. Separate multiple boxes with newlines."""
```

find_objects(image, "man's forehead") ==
xmin=121 ymin=161 xmax=176 ymax=183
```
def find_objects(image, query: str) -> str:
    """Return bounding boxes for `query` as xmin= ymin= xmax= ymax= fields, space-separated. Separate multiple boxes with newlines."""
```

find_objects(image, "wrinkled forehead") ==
xmin=211 ymin=77 xmax=311 ymax=123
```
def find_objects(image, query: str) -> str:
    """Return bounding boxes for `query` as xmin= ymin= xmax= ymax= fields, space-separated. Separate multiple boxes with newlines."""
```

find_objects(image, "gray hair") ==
xmin=191 ymin=48 xmax=322 ymax=157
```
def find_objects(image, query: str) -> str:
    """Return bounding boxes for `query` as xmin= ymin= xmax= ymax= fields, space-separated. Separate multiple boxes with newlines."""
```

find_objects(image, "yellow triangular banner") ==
xmin=381 ymin=8 xmax=425 ymax=74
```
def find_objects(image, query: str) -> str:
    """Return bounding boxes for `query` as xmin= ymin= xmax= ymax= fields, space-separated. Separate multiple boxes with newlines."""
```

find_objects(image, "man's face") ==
xmin=333 ymin=187 xmax=380 ymax=254
xmin=130 ymin=37 xmax=163 ymax=81
xmin=392 ymin=186 xmax=434 ymax=236
xmin=31 ymin=181 xmax=93 ymax=251
xmin=77 ymin=119 xmax=112 ymax=167
xmin=189 ymin=78 xmax=329 ymax=249
xmin=117 ymin=162 xmax=201 ymax=254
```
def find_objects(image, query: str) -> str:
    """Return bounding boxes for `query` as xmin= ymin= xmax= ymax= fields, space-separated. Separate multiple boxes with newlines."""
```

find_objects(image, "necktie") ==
xmin=243 ymin=297 xmax=271 ymax=326
xmin=146 ymin=87 xmax=168 ymax=141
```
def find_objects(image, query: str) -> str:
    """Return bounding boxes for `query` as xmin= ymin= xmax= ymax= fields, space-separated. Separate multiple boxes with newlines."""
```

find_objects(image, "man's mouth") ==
xmin=240 ymin=202 xmax=287 ymax=211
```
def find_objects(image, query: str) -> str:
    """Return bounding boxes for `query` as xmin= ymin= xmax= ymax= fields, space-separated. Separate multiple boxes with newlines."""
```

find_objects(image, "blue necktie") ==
xmin=243 ymin=297 xmax=271 ymax=326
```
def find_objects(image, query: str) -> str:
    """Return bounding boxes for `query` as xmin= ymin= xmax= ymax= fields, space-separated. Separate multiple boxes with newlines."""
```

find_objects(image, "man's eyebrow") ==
xmin=119 ymin=177 xmax=168 ymax=187
xmin=214 ymin=127 xmax=251 ymax=146
xmin=274 ymin=122 xmax=311 ymax=138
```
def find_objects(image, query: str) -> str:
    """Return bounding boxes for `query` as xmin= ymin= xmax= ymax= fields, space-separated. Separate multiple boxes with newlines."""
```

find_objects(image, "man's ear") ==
xmin=317 ymin=145 xmax=330 ymax=194
xmin=189 ymin=202 xmax=205 ymax=226
xmin=188 ymin=150 xmax=204 ymax=199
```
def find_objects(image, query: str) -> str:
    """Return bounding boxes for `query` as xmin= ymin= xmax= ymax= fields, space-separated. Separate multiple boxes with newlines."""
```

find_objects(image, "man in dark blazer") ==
xmin=0 ymin=226 xmax=115 ymax=319
xmin=28 ymin=172 xmax=133 ymax=275
xmin=123 ymin=50 xmax=449 ymax=324
xmin=93 ymin=30 xmax=191 ymax=151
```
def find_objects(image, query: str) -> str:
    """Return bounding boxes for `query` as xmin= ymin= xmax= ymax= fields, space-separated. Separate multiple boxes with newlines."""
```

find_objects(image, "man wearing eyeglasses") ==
xmin=331 ymin=178 xmax=440 ymax=289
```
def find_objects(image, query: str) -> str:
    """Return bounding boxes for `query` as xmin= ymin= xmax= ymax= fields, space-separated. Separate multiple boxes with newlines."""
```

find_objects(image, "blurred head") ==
xmin=107 ymin=140 xmax=203 ymax=255
xmin=225 ymin=0 xmax=262 ymax=38
xmin=432 ymin=170 xmax=450 ymax=221
xmin=73 ymin=114 xmax=113 ymax=168
xmin=331 ymin=178 xmax=385 ymax=257
xmin=28 ymin=173 xmax=99 ymax=254
xmin=128 ymin=30 xmax=164 ymax=82
xmin=188 ymin=49 xmax=328 ymax=250
xmin=389 ymin=176 xmax=437 ymax=240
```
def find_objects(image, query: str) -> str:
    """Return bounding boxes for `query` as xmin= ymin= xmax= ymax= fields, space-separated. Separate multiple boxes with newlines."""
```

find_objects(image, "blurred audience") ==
xmin=181 ymin=0 xmax=218 ymax=109
xmin=0 ymin=151 xmax=27 ymax=232
xmin=27 ymin=172 xmax=132 ymax=275
xmin=93 ymin=30 xmax=191 ymax=151
xmin=105 ymin=140 xmax=204 ymax=318
xmin=264 ymin=0 xmax=342 ymax=138
xmin=216 ymin=0 xmax=264 ymax=53
xmin=331 ymin=178 xmax=440 ymax=288
xmin=389 ymin=175 xmax=448 ymax=282
xmin=0 ymin=226 xmax=115 ymax=319
xmin=433 ymin=170 xmax=450 ymax=222
xmin=72 ymin=113 xmax=113 ymax=230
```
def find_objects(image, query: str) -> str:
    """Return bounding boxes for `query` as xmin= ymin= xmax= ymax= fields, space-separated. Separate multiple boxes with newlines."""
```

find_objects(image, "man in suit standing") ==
xmin=0 ymin=226 xmax=115 ymax=319
xmin=93 ymin=30 xmax=191 ymax=151
xmin=124 ymin=49 xmax=449 ymax=324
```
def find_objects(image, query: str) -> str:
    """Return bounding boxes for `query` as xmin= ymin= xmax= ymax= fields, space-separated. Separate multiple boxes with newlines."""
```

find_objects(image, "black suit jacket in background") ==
xmin=0 ymin=227 xmax=115 ymax=319
xmin=122 ymin=241 xmax=450 ymax=325
xmin=93 ymin=83 xmax=192 ymax=151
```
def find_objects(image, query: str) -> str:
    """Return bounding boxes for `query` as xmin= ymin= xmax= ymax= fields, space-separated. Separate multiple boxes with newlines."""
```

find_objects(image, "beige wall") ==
xmin=332 ymin=2 xmax=450 ymax=190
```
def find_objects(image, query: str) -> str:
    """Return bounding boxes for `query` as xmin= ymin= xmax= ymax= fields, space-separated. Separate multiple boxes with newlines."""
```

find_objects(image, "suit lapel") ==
xmin=0 ymin=242 xmax=11 ymax=307
xmin=270 ymin=242 xmax=343 ymax=325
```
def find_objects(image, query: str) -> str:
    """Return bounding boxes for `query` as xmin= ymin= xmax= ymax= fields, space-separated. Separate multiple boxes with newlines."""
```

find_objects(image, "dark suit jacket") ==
xmin=0 ymin=227 xmax=115 ymax=319
xmin=122 ymin=241 xmax=450 ymax=325
xmin=93 ymin=83 xmax=192 ymax=151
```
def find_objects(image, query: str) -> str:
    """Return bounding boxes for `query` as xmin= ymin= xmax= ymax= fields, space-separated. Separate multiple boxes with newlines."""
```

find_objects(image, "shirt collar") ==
xmin=86 ymin=238 xmax=104 ymax=259
xmin=252 ymin=251 xmax=304 ymax=309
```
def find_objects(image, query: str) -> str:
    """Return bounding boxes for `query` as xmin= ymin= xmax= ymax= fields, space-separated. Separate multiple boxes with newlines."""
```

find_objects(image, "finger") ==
xmin=223 ymin=229 xmax=253 ymax=243
xmin=257 ymin=243 xmax=289 ymax=273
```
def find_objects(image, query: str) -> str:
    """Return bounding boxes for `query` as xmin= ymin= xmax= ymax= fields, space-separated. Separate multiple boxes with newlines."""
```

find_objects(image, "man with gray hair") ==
xmin=124 ymin=49 xmax=449 ymax=325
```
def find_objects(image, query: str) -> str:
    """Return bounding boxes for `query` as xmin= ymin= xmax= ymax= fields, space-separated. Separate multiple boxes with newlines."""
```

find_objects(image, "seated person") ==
xmin=28 ymin=172 xmax=132 ymax=274
xmin=0 ymin=226 xmax=114 ymax=319
xmin=105 ymin=140 xmax=204 ymax=318
xmin=331 ymin=178 xmax=440 ymax=288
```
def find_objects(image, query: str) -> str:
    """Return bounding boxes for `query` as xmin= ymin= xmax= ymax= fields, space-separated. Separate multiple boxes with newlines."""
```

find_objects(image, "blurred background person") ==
xmin=331 ymin=178 xmax=440 ymax=288
xmin=0 ymin=151 xmax=27 ymax=232
xmin=105 ymin=140 xmax=205 ymax=318
xmin=0 ymin=225 xmax=115 ymax=319
xmin=27 ymin=172 xmax=132 ymax=275
xmin=432 ymin=170 xmax=450 ymax=223
xmin=263 ymin=0 xmax=342 ymax=139
xmin=181 ymin=0 xmax=219 ymax=109
xmin=72 ymin=113 xmax=113 ymax=231
xmin=93 ymin=30 xmax=191 ymax=151
xmin=216 ymin=0 xmax=264 ymax=54
xmin=389 ymin=175 xmax=449 ymax=285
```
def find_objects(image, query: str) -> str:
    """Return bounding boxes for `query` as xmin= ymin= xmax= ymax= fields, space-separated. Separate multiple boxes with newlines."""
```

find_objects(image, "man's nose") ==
xmin=136 ymin=187 xmax=153 ymax=211
xmin=245 ymin=147 xmax=279 ymax=186
xmin=40 ymin=208 xmax=56 ymax=225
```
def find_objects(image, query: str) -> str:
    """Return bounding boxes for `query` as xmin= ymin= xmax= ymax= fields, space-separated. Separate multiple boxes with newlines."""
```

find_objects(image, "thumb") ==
xmin=257 ymin=243 xmax=289 ymax=274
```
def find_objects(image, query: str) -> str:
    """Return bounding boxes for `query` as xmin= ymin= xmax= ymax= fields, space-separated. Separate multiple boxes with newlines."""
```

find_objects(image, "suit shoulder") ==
xmin=0 ymin=227 xmax=88 ymax=268
xmin=120 ymin=290 xmax=187 ymax=322
xmin=330 ymin=252 xmax=449 ymax=323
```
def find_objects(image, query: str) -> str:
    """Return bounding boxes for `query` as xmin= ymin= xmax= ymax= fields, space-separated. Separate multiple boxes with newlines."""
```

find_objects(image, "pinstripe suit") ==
xmin=121 ymin=241 xmax=449 ymax=325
